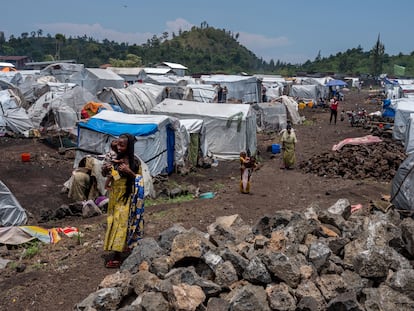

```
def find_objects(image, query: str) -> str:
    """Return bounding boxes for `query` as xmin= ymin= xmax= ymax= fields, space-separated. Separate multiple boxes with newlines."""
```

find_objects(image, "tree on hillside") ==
xmin=55 ymin=33 xmax=66 ymax=60
xmin=370 ymin=34 xmax=385 ymax=77
xmin=109 ymin=54 xmax=142 ymax=67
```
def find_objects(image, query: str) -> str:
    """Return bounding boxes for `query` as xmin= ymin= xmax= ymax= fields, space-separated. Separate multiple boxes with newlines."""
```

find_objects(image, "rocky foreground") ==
xmin=76 ymin=199 xmax=414 ymax=310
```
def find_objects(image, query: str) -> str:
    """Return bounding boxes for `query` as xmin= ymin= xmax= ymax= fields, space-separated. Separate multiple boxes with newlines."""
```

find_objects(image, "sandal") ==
xmin=105 ymin=260 xmax=121 ymax=268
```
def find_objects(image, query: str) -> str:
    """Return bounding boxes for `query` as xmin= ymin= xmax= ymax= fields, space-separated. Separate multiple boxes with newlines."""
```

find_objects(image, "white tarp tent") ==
xmin=200 ymin=74 xmax=260 ymax=103
xmin=404 ymin=113 xmax=414 ymax=154
xmin=289 ymin=84 xmax=320 ymax=103
xmin=183 ymin=84 xmax=216 ymax=103
xmin=97 ymin=83 xmax=166 ymax=114
xmin=391 ymin=98 xmax=414 ymax=142
xmin=69 ymin=68 xmax=124 ymax=96
xmin=0 ymin=89 xmax=33 ymax=136
xmin=28 ymin=85 xmax=96 ymax=135
xmin=0 ymin=180 xmax=27 ymax=226
xmin=151 ymin=98 xmax=257 ymax=159
xmin=253 ymin=102 xmax=287 ymax=132
xmin=40 ymin=63 xmax=84 ymax=83
xmin=391 ymin=152 xmax=414 ymax=212
xmin=76 ymin=110 xmax=182 ymax=177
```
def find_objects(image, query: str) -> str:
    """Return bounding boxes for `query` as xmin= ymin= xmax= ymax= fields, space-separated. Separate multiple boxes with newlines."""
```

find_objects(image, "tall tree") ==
xmin=370 ymin=34 xmax=385 ymax=77
xmin=55 ymin=33 xmax=66 ymax=60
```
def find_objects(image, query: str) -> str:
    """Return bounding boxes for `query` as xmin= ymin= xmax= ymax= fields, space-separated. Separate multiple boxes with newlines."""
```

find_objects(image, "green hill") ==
xmin=1 ymin=26 xmax=413 ymax=77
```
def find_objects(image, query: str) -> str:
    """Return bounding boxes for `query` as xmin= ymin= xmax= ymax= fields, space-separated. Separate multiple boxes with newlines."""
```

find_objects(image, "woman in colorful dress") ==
xmin=280 ymin=124 xmax=297 ymax=169
xmin=102 ymin=133 xmax=144 ymax=268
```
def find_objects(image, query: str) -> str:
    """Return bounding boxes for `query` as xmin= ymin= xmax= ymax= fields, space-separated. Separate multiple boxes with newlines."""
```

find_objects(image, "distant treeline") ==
xmin=0 ymin=24 xmax=413 ymax=77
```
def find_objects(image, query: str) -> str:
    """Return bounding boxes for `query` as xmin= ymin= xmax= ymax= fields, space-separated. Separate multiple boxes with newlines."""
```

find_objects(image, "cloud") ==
xmin=37 ymin=22 xmax=153 ymax=44
xmin=165 ymin=18 xmax=194 ymax=34
xmin=238 ymin=32 xmax=290 ymax=50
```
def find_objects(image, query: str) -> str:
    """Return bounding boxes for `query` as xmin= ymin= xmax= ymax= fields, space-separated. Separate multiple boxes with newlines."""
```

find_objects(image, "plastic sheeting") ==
xmin=200 ymin=74 xmax=260 ymax=103
xmin=0 ymin=180 xmax=27 ymax=226
xmin=391 ymin=98 xmax=414 ymax=142
xmin=404 ymin=113 xmax=414 ymax=154
xmin=151 ymin=99 xmax=257 ymax=159
xmin=76 ymin=110 xmax=183 ymax=177
xmin=391 ymin=153 xmax=414 ymax=211
xmin=28 ymin=85 xmax=96 ymax=135
xmin=69 ymin=68 xmax=124 ymax=96
xmin=183 ymin=84 xmax=216 ymax=103
xmin=98 ymin=83 xmax=166 ymax=114
xmin=0 ymin=89 xmax=33 ymax=135
xmin=253 ymin=102 xmax=287 ymax=132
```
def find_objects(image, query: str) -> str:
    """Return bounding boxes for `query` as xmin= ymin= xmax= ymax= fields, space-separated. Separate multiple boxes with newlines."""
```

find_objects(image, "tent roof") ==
xmin=160 ymin=62 xmax=188 ymax=70
xmin=86 ymin=68 xmax=124 ymax=81
xmin=144 ymin=67 xmax=172 ymax=75
xmin=0 ymin=62 xmax=15 ymax=68
xmin=152 ymin=98 xmax=251 ymax=119
xmin=79 ymin=110 xmax=170 ymax=137
xmin=200 ymin=74 xmax=258 ymax=83
xmin=106 ymin=67 xmax=143 ymax=75
xmin=325 ymin=79 xmax=347 ymax=87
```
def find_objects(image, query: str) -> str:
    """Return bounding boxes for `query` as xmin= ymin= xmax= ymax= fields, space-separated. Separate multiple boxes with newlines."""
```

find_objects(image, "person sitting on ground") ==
xmin=68 ymin=156 xmax=99 ymax=201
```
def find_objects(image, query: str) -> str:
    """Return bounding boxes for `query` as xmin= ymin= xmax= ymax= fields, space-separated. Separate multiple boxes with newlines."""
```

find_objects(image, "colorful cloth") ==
xmin=104 ymin=174 xmax=145 ymax=252
xmin=104 ymin=177 xmax=132 ymax=252
xmin=281 ymin=131 xmax=297 ymax=168
xmin=127 ymin=175 xmax=145 ymax=248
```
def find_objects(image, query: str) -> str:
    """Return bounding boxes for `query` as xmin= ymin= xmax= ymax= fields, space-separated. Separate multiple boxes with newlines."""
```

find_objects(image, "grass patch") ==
xmin=213 ymin=183 xmax=225 ymax=191
xmin=146 ymin=193 xmax=194 ymax=207
xmin=302 ymin=119 xmax=314 ymax=126
xmin=22 ymin=241 xmax=41 ymax=259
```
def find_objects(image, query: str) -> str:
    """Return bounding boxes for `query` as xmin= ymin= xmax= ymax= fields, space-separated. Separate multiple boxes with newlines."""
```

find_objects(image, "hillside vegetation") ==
xmin=1 ymin=24 xmax=413 ymax=76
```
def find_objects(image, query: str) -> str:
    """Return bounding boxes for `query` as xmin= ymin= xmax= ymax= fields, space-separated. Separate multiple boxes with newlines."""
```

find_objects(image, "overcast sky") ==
xmin=3 ymin=0 xmax=414 ymax=64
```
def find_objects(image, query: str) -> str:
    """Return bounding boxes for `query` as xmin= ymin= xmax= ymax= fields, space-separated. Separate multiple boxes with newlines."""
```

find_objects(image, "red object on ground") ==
xmin=21 ymin=153 xmax=30 ymax=162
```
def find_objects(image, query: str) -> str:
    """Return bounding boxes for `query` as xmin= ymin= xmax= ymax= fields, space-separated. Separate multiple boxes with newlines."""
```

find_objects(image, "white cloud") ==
xmin=165 ymin=18 xmax=194 ymax=34
xmin=238 ymin=32 xmax=290 ymax=50
xmin=37 ymin=22 xmax=153 ymax=44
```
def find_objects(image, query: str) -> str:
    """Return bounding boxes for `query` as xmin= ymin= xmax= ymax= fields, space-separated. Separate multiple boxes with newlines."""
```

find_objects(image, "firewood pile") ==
xmin=299 ymin=138 xmax=406 ymax=181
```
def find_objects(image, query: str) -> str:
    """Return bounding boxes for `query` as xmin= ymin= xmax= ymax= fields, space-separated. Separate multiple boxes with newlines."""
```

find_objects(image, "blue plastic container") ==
xmin=271 ymin=144 xmax=281 ymax=154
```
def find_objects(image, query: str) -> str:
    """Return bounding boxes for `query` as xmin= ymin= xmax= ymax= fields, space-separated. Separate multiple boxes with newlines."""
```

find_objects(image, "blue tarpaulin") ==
xmin=325 ymin=79 xmax=348 ymax=87
xmin=79 ymin=118 xmax=158 ymax=137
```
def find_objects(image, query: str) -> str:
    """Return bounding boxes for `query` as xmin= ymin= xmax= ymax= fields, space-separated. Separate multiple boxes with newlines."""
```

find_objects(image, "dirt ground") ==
xmin=0 ymin=89 xmax=398 ymax=310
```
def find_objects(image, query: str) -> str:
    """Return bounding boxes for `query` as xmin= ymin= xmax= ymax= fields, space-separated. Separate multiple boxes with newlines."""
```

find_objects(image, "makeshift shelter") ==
xmin=252 ymin=102 xmax=287 ymax=132
xmin=97 ymin=83 xmax=166 ymax=114
xmin=69 ymin=68 xmax=124 ymax=96
xmin=0 ymin=180 xmax=27 ymax=226
xmin=391 ymin=98 xmax=414 ymax=142
xmin=183 ymin=84 xmax=216 ymax=103
xmin=199 ymin=74 xmax=260 ymax=103
xmin=391 ymin=152 xmax=414 ymax=212
xmin=404 ymin=113 xmax=414 ymax=154
xmin=40 ymin=63 xmax=84 ymax=83
xmin=151 ymin=99 xmax=257 ymax=159
xmin=76 ymin=110 xmax=180 ymax=177
xmin=289 ymin=84 xmax=320 ymax=103
xmin=325 ymin=79 xmax=347 ymax=87
xmin=28 ymin=85 xmax=96 ymax=135
xmin=106 ymin=67 xmax=143 ymax=85
xmin=0 ymin=89 xmax=33 ymax=136
xmin=178 ymin=119 xmax=208 ymax=167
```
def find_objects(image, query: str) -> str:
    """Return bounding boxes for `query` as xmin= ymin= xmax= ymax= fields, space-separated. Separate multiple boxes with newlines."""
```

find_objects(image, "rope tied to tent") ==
xmin=226 ymin=112 xmax=243 ymax=132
